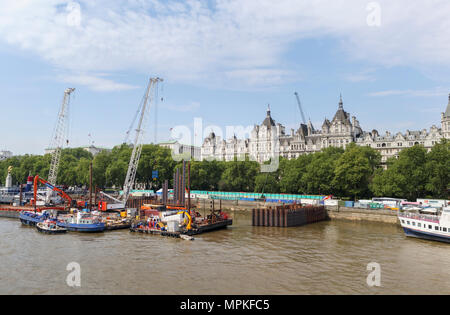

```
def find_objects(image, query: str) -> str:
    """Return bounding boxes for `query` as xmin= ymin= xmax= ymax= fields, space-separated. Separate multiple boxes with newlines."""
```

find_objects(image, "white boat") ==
xmin=180 ymin=234 xmax=194 ymax=241
xmin=398 ymin=207 xmax=450 ymax=243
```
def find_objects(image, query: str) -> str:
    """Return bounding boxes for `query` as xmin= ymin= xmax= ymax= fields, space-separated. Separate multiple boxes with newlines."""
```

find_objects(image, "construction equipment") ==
xmin=46 ymin=88 xmax=75 ymax=204
xmin=33 ymin=175 xmax=74 ymax=209
xmin=294 ymin=92 xmax=307 ymax=125
xmin=102 ymin=77 xmax=163 ymax=210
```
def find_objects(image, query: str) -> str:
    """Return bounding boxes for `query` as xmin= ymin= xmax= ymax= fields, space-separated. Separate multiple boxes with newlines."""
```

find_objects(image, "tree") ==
xmin=370 ymin=145 xmax=428 ymax=200
xmin=302 ymin=147 xmax=344 ymax=195
xmin=279 ymin=155 xmax=313 ymax=194
xmin=220 ymin=159 xmax=259 ymax=191
xmin=137 ymin=145 xmax=176 ymax=190
xmin=254 ymin=171 xmax=280 ymax=194
xmin=425 ymin=139 xmax=449 ymax=199
xmin=333 ymin=143 xmax=381 ymax=199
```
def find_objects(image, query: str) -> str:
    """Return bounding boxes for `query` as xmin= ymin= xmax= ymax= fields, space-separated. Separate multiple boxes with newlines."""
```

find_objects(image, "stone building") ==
xmin=201 ymin=94 xmax=449 ymax=164
xmin=0 ymin=150 xmax=13 ymax=161
xmin=159 ymin=140 xmax=202 ymax=161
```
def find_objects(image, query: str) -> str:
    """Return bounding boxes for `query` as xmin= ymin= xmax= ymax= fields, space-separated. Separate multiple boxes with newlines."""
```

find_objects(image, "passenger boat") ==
xmin=36 ymin=220 xmax=67 ymax=234
xmin=57 ymin=212 xmax=105 ymax=233
xmin=398 ymin=207 xmax=450 ymax=243
xmin=19 ymin=211 xmax=47 ymax=226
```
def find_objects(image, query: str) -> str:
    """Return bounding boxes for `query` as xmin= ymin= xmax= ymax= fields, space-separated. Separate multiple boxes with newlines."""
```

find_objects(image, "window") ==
xmin=407 ymin=221 xmax=410 ymax=225
xmin=435 ymin=226 xmax=439 ymax=231
xmin=412 ymin=222 xmax=416 ymax=226
xmin=443 ymin=228 xmax=447 ymax=232
xmin=402 ymin=220 xmax=405 ymax=224
xmin=418 ymin=223 xmax=421 ymax=228
xmin=429 ymin=225 xmax=432 ymax=229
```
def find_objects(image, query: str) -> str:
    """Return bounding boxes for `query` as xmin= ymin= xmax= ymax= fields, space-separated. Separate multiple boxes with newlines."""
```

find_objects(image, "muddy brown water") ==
xmin=0 ymin=212 xmax=449 ymax=295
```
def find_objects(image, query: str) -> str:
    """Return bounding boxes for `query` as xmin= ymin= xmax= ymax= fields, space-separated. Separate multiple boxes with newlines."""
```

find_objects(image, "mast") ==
xmin=46 ymin=88 xmax=75 ymax=204
xmin=121 ymin=77 xmax=163 ymax=206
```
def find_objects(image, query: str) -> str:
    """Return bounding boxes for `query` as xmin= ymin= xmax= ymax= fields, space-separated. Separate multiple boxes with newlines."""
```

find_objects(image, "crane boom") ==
xmin=46 ymin=88 xmax=75 ymax=203
xmin=294 ymin=92 xmax=307 ymax=125
xmin=121 ymin=77 xmax=163 ymax=206
xmin=34 ymin=175 xmax=73 ymax=209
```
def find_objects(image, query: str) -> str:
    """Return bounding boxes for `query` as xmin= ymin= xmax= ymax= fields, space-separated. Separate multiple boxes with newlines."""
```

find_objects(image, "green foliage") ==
xmin=219 ymin=159 xmax=259 ymax=192
xmin=332 ymin=144 xmax=381 ymax=199
xmin=0 ymin=141 xmax=447 ymax=201
xmin=371 ymin=141 xmax=449 ymax=200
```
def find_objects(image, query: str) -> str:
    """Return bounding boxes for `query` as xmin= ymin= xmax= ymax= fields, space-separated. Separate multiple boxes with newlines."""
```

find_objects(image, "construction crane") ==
xmin=294 ymin=92 xmax=307 ymax=125
xmin=101 ymin=77 xmax=163 ymax=210
xmin=46 ymin=88 xmax=75 ymax=204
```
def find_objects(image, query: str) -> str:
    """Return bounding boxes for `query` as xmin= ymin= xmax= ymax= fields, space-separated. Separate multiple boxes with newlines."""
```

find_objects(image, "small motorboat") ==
xmin=180 ymin=234 xmax=194 ymax=241
xmin=36 ymin=220 xmax=67 ymax=234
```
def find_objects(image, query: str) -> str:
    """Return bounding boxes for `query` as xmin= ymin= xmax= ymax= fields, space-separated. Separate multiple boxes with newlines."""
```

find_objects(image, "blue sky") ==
xmin=0 ymin=0 xmax=449 ymax=155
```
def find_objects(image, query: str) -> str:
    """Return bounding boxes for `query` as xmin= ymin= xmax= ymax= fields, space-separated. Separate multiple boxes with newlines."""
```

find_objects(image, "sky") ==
xmin=0 ymin=0 xmax=449 ymax=155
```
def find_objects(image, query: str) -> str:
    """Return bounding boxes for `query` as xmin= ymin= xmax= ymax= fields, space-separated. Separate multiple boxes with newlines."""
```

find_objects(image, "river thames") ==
xmin=0 ymin=212 xmax=449 ymax=295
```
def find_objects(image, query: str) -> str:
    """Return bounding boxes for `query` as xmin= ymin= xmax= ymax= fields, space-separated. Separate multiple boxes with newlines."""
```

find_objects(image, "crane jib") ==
xmin=44 ymin=183 xmax=55 ymax=190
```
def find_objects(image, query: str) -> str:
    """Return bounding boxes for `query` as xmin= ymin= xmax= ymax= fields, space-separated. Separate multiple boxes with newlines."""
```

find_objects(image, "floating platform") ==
xmin=130 ymin=218 xmax=233 ymax=239
xmin=105 ymin=222 xmax=132 ymax=231
xmin=130 ymin=227 xmax=183 ymax=238
xmin=187 ymin=218 xmax=233 ymax=235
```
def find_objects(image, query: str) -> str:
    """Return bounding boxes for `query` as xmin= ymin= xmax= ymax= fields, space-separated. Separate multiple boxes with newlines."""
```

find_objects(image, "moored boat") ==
xmin=57 ymin=211 xmax=105 ymax=233
xmin=398 ymin=206 xmax=450 ymax=243
xmin=36 ymin=220 xmax=67 ymax=234
xmin=19 ymin=211 xmax=46 ymax=226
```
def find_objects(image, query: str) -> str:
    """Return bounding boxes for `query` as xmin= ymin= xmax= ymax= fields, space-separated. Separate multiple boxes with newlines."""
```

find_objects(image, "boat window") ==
xmin=429 ymin=225 xmax=432 ymax=229
xmin=443 ymin=228 xmax=447 ymax=232
xmin=412 ymin=222 xmax=416 ymax=226
xmin=418 ymin=223 xmax=421 ymax=228
xmin=407 ymin=221 xmax=410 ymax=225
xmin=401 ymin=220 xmax=405 ymax=224
xmin=435 ymin=226 xmax=439 ymax=231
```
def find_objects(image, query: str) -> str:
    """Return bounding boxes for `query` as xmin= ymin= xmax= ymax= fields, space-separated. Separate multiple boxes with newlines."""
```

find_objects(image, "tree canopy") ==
xmin=1 ymin=141 xmax=448 ymax=201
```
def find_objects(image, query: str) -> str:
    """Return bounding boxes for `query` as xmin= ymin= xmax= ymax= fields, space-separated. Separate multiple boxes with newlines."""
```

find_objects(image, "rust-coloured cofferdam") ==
xmin=252 ymin=204 xmax=328 ymax=227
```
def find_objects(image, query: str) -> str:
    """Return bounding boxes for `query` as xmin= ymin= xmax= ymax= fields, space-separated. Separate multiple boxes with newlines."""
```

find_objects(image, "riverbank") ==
xmin=326 ymin=206 xmax=399 ymax=224
xmin=195 ymin=199 xmax=399 ymax=225
xmin=0 ymin=208 xmax=21 ymax=219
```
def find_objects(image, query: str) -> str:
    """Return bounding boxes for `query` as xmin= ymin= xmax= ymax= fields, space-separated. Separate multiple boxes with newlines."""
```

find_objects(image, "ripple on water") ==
xmin=0 ymin=215 xmax=449 ymax=295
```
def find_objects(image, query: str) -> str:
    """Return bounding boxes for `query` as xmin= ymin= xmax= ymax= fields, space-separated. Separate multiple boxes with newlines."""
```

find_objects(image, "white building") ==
xmin=0 ymin=150 xmax=13 ymax=161
xmin=159 ymin=140 xmax=202 ymax=161
xmin=45 ymin=145 xmax=110 ymax=156
xmin=201 ymin=94 xmax=449 ymax=164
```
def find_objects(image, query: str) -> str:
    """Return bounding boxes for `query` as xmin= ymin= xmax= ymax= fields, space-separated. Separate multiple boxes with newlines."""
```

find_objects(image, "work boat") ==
xmin=36 ymin=219 xmax=67 ymax=234
xmin=57 ymin=211 xmax=105 ymax=233
xmin=398 ymin=207 xmax=450 ymax=243
xmin=19 ymin=211 xmax=50 ymax=226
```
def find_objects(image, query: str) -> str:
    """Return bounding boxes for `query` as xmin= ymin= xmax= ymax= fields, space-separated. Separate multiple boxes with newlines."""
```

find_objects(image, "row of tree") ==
xmin=0 ymin=141 xmax=448 ymax=200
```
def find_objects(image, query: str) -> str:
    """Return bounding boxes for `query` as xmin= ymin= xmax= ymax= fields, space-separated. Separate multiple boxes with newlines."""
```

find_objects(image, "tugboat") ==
xmin=36 ymin=219 xmax=67 ymax=234
xmin=398 ymin=206 xmax=450 ymax=243
xmin=57 ymin=211 xmax=105 ymax=233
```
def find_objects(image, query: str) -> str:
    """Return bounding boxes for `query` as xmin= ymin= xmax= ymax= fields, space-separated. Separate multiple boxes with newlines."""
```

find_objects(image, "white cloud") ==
xmin=369 ymin=87 xmax=449 ymax=97
xmin=344 ymin=69 xmax=377 ymax=82
xmin=60 ymin=73 xmax=138 ymax=91
xmin=0 ymin=0 xmax=449 ymax=90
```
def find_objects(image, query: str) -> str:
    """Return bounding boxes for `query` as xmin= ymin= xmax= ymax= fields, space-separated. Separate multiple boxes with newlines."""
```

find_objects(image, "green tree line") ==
xmin=0 ymin=141 xmax=448 ymax=200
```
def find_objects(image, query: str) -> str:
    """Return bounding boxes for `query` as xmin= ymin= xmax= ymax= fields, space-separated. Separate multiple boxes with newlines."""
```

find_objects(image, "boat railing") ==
xmin=398 ymin=211 xmax=439 ymax=223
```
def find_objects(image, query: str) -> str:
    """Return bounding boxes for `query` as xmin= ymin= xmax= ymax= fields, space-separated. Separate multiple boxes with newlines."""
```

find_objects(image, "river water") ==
xmin=0 ymin=212 xmax=449 ymax=295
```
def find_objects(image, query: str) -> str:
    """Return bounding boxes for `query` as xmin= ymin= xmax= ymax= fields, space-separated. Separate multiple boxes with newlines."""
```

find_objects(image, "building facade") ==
xmin=201 ymin=94 xmax=450 ymax=164
xmin=45 ymin=145 xmax=110 ymax=157
xmin=159 ymin=140 xmax=202 ymax=161
xmin=0 ymin=150 xmax=13 ymax=161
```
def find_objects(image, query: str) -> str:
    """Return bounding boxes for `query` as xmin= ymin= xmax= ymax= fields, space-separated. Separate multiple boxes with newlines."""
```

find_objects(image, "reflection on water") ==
xmin=0 ymin=211 xmax=449 ymax=295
